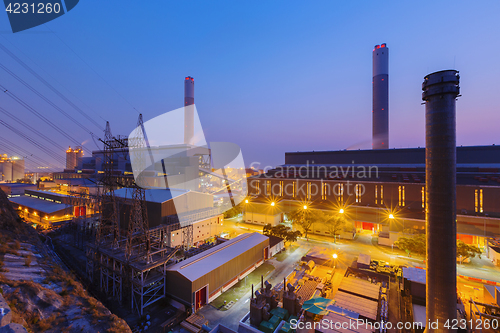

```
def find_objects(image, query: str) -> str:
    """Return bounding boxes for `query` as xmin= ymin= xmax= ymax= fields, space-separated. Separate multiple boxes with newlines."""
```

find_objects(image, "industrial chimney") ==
xmin=184 ymin=76 xmax=195 ymax=145
xmin=422 ymin=70 xmax=460 ymax=332
xmin=372 ymin=43 xmax=389 ymax=149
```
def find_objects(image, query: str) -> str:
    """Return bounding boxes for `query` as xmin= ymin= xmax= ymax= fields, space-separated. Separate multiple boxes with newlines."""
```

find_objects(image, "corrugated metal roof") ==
xmin=338 ymin=276 xmax=380 ymax=301
xmin=334 ymin=291 xmax=378 ymax=321
xmin=403 ymin=267 xmax=426 ymax=284
xmin=167 ymin=232 xmax=268 ymax=282
xmin=9 ymin=196 xmax=70 ymax=214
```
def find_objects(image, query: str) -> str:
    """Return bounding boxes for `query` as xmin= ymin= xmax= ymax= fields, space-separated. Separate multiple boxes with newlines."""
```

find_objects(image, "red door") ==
xmin=195 ymin=286 xmax=207 ymax=311
xmin=264 ymin=247 xmax=269 ymax=260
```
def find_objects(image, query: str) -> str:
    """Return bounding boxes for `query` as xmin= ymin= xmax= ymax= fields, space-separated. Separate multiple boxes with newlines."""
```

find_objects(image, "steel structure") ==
xmin=83 ymin=116 xmax=182 ymax=315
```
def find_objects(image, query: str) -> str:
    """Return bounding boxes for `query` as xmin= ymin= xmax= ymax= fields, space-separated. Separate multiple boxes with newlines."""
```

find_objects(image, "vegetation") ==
xmin=262 ymin=224 xmax=302 ymax=244
xmin=287 ymin=208 xmax=325 ymax=239
xmin=457 ymin=240 xmax=482 ymax=263
xmin=223 ymin=203 xmax=242 ymax=218
xmin=394 ymin=236 xmax=483 ymax=263
xmin=394 ymin=235 xmax=426 ymax=256
xmin=324 ymin=214 xmax=348 ymax=243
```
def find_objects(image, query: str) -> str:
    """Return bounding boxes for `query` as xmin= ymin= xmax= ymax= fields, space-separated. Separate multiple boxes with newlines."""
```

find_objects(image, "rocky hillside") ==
xmin=0 ymin=188 xmax=132 ymax=333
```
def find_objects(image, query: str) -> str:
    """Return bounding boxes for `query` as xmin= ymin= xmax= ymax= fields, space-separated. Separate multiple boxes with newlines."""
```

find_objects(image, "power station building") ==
xmin=166 ymin=233 xmax=270 ymax=312
xmin=247 ymin=145 xmax=500 ymax=248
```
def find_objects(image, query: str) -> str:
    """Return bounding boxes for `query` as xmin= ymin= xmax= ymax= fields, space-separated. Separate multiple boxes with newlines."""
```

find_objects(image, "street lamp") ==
xmin=303 ymin=205 xmax=307 ymax=210
xmin=332 ymin=253 xmax=338 ymax=259
xmin=245 ymin=199 xmax=249 ymax=204
xmin=339 ymin=208 xmax=344 ymax=214
xmin=271 ymin=202 xmax=275 ymax=207
xmin=389 ymin=213 xmax=394 ymax=219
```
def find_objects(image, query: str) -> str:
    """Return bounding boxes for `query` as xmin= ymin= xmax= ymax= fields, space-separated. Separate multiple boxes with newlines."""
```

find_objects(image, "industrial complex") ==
xmin=1 ymin=42 xmax=499 ymax=333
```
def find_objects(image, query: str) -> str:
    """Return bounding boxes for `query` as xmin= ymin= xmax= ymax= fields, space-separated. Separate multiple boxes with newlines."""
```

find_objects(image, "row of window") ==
xmin=255 ymin=180 xmax=485 ymax=211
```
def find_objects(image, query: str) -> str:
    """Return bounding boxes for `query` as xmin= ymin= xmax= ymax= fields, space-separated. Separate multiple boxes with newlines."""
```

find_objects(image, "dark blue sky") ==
xmin=1 ymin=0 xmax=499 ymax=170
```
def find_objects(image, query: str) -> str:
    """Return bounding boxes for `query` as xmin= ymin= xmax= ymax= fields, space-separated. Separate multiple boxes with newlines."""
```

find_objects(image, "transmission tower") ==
xmin=126 ymin=114 xmax=151 ymax=262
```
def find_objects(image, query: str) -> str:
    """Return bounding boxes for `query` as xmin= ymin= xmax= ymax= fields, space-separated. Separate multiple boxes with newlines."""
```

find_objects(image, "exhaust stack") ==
xmin=422 ymin=69 xmax=460 ymax=331
xmin=372 ymin=43 xmax=389 ymax=149
xmin=184 ymin=76 xmax=195 ymax=145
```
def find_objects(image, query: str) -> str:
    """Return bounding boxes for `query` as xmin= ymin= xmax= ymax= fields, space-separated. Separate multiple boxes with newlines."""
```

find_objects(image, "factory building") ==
xmin=372 ymin=43 xmax=389 ymax=149
xmin=9 ymin=189 xmax=72 ymax=226
xmin=166 ymin=233 xmax=270 ymax=312
xmin=0 ymin=154 xmax=25 ymax=182
xmin=246 ymin=144 xmax=500 ymax=247
xmin=0 ymin=183 xmax=36 ymax=196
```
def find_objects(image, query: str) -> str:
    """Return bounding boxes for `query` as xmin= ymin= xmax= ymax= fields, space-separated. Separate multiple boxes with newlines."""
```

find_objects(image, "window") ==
xmin=292 ymin=181 xmax=296 ymax=198
xmin=421 ymin=187 xmax=425 ymax=208
xmin=306 ymin=182 xmax=312 ymax=200
xmin=380 ymin=185 xmax=384 ymax=205
xmin=375 ymin=185 xmax=378 ymax=204
xmin=475 ymin=189 xmax=483 ymax=213
xmin=279 ymin=181 xmax=284 ymax=197
xmin=321 ymin=182 xmax=327 ymax=200
xmin=355 ymin=184 xmax=362 ymax=203
xmin=398 ymin=185 xmax=405 ymax=207
xmin=266 ymin=181 xmax=271 ymax=196
xmin=338 ymin=183 xmax=344 ymax=204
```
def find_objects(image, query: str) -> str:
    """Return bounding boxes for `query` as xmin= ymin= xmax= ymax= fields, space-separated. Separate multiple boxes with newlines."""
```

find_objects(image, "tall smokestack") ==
xmin=184 ymin=76 xmax=195 ymax=145
xmin=372 ymin=43 xmax=389 ymax=149
xmin=422 ymin=69 xmax=460 ymax=332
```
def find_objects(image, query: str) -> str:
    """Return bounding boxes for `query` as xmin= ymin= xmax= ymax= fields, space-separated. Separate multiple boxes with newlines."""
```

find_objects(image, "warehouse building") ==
xmin=166 ymin=233 xmax=270 ymax=312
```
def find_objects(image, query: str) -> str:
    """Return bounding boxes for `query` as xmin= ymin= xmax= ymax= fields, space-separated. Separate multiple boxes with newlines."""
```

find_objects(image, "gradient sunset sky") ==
xmin=0 ymin=0 xmax=499 ymax=169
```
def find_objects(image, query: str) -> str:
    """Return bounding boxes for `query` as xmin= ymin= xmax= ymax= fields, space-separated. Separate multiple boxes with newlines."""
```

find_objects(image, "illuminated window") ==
xmin=266 ymin=181 xmax=271 ymax=196
xmin=292 ymin=181 xmax=296 ymax=198
xmin=375 ymin=185 xmax=378 ymax=204
xmin=380 ymin=185 xmax=383 ymax=205
xmin=339 ymin=183 xmax=344 ymax=204
xmin=475 ymin=189 xmax=483 ymax=213
xmin=355 ymin=184 xmax=362 ymax=203
xmin=279 ymin=181 xmax=283 ymax=197
xmin=398 ymin=185 xmax=405 ymax=207
xmin=421 ymin=187 xmax=425 ymax=208
xmin=321 ymin=182 xmax=326 ymax=200
xmin=306 ymin=182 xmax=311 ymax=200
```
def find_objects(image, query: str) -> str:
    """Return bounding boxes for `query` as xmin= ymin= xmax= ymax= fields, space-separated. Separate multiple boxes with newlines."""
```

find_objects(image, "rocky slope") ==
xmin=0 ymin=188 xmax=131 ymax=333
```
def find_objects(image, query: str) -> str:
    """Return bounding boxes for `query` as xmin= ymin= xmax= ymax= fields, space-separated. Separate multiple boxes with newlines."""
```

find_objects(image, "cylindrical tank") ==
xmin=372 ymin=43 xmax=389 ymax=149
xmin=422 ymin=69 xmax=460 ymax=332
xmin=184 ymin=76 xmax=195 ymax=145
xmin=3 ymin=161 xmax=13 ymax=182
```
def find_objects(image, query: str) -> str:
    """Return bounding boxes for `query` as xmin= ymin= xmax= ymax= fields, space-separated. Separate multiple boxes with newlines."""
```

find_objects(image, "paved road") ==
xmin=198 ymin=217 xmax=500 ymax=330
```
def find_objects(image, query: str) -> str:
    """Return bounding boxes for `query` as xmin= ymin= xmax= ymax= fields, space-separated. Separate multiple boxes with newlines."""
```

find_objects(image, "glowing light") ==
xmin=271 ymin=202 xmax=275 ymax=207
xmin=339 ymin=208 xmax=344 ymax=214
xmin=333 ymin=253 xmax=338 ymax=259
xmin=303 ymin=205 xmax=307 ymax=210
xmin=389 ymin=214 xmax=394 ymax=219
xmin=245 ymin=199 xmax=249 ymax=204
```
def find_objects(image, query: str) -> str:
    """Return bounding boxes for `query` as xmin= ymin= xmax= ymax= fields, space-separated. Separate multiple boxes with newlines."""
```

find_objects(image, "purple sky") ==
xmin=0 ymin=0 xmax=499 ymax=170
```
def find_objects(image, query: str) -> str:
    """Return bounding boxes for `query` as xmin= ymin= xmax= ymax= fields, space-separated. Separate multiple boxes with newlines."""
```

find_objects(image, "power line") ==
xmin=0 ymin=35 xmax=107 ymax=124
xmin=0 ymin=40 xmax=106 ymax=130
xmin=0 ymin=82 xmax=90 ymax=152
xmin=0 ymin=105 xmax=65 ymax=151
xmin=0 ymin=62 xmax=98 ymax=148
xmin=46 ymin=27 xmax=141 ymax=116
xmin=0 ymin=135 xmax=62 ymax=170
xmin=0 ymin=118 xmax=66 ymax=164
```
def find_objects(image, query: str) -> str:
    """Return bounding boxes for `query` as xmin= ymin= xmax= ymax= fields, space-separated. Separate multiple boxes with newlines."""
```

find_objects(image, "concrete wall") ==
xmin=168 ymin=214 xmax=224 ymax=247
